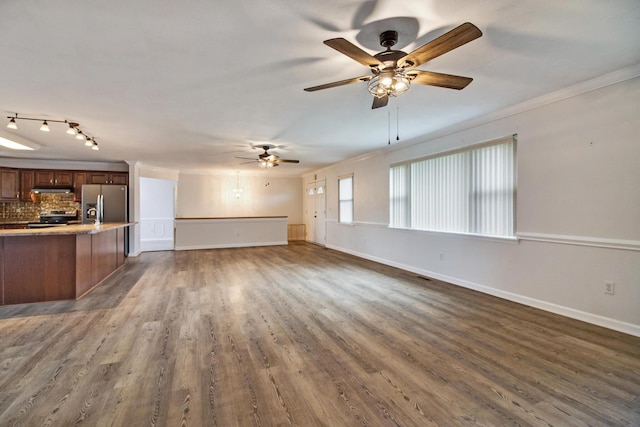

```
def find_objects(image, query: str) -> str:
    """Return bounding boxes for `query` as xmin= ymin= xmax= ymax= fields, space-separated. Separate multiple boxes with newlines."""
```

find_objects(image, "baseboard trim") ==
xmin=175 ymin=241 xmax=288 ymax=251
xmin=326 ymin=243 xmax=640 ymax=337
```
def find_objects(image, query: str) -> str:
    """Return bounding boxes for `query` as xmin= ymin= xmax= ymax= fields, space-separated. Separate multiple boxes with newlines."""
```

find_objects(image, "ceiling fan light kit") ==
xmin=236 ymin=145 xmax=300 ymax=168
xmin=304 ymin=22 xmax=482 ymax=109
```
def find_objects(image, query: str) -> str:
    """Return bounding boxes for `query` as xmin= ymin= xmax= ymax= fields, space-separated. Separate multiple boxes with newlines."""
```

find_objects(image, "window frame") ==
xmin=338 ymin=174 xmax=354 ymax=224
xmin=389 ymin=135 xmax=517 ymax=238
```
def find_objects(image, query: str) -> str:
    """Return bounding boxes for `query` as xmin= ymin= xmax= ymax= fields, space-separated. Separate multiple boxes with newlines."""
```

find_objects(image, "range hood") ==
xmin=31 ymin=186 xmax=74 ymax=194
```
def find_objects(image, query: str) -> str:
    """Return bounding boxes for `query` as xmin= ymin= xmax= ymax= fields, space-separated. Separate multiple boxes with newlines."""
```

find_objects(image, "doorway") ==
xmin=139 ymin=177 xmax=177 ymax=252
xmin=305 ymin=179 xmax=326 ymax=246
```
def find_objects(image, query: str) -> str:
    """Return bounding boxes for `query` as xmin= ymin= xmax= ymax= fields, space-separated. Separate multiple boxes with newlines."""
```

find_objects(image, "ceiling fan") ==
xmin=304 ymin=22 xmax=482 ymax=109
xmin=236 ymin=145 xmax=300 ymax=168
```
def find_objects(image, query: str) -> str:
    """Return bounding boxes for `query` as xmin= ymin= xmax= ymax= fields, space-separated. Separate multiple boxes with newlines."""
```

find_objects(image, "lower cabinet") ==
xmin=0 ymin=227 xmax=128 ymax=305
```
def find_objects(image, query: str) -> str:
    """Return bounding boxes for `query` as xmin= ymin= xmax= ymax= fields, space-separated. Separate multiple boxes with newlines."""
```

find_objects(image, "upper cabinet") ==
xmin=88 ymin=172 xmax=128 ymax=185
xmin=73 ymin=172 xmax=87 ymax=202
xmin=34 ymin=170 xmax=73 ymax=187
xmin=0 ymin=168 xmax=128 ymax=203
xmin=19 ymin=170 xmax=35 ymax=201
xmin=0 ymin=168 xmax=20 ymax=201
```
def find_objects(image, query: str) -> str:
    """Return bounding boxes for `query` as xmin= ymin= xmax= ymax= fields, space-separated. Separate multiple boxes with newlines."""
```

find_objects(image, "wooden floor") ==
xmin=0 ymin=243 xmax=638 ymax=426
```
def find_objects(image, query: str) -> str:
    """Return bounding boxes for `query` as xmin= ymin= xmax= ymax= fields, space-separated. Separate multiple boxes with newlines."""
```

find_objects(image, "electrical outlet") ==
xmin=439 ymin=253 xmax=445 ymax=261
xmin=604 ymin=281 xmax=615 ymax=295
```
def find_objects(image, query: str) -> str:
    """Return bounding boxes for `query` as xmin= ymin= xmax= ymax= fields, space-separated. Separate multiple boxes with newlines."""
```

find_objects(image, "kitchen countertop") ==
xmin=0 ymin=220 xmax=31 ymax=225
xmin=0 ymin=222 xmax=132 ymax=237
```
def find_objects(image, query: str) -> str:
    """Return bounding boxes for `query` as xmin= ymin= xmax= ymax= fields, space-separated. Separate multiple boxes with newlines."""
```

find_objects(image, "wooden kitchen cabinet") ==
xmin=0 ymin=168 xmax=20 ymax=200
xmin=73 ymin=172 xmax=87 ymax=201
xmin=88 ymin=172 xmax=128 ymax=185
xmin=19 ymin=170 xmax=35 ymax=201
xmin=34 ymin=170 xmax=73 ymax=187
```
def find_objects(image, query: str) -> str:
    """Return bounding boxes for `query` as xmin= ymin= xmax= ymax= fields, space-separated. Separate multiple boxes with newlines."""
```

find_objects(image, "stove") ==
xmin=27 ymin=210 xmax=78 ymax=228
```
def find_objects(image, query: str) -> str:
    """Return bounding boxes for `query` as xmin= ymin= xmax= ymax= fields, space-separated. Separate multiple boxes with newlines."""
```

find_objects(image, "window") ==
xmin=390 ymin=135 xmax=516 ymax=237
xmin=338 ymin=175 xmax=353 ymax=223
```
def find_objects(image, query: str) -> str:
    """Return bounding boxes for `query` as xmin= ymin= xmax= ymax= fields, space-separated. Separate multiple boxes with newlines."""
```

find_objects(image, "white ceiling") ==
xmin=1 ymin=0 xmax=639 ymax=175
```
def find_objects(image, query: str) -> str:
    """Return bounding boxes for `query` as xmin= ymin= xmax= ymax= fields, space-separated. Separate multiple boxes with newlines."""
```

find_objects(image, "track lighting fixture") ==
xmin=5 ymin=113 xmax=98 ymax=151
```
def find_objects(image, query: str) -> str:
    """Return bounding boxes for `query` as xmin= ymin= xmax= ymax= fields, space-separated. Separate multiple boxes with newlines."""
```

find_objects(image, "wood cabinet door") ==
xmin=34 ymin=170 xmax=73 ymax=186
xmin=88 ymin=172 xmax=128 ymax=185
xmin=110 ymin=173 xmax=128 ymax=185
xmin=73 ymin=172 xmax=87 ymax=202
xmin=0 ymin=168 xmax=20 ymax=200
xmin=54 ymin=171 xmax=73 ymax=186
xmin=20 ymin=170 xmax=35 ymax=201
xmin=88 ymin=172 xmax=109 ymax=184
xmin=34 ymin=170 xmax=55 ymax=186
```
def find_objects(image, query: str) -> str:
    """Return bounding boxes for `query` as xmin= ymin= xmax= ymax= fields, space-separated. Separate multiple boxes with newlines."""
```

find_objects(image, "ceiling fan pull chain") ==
xmin=388 ymin=111 xmax=391 ymax=145
xmin=396 ymin=105 xmax=400 ymax=141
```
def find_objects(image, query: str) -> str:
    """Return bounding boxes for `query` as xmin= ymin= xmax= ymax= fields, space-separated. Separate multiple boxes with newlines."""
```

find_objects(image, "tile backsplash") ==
xmin=1 ymin=194 xmax=81 ymax=221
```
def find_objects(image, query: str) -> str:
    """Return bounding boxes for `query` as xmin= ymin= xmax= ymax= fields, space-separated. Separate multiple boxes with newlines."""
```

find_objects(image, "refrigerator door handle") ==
xmin=96 ymin=194 xmax=103 ymax=225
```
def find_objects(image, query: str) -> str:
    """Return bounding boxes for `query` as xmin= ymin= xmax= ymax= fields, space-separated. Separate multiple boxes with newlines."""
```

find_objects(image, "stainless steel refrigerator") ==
xmin=81 ymin=184 xmax=128 ymax=224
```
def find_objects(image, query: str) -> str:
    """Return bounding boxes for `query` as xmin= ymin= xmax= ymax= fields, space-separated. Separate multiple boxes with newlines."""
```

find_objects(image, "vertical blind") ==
xmin=389 ymin=136 xmax=516 ymax=237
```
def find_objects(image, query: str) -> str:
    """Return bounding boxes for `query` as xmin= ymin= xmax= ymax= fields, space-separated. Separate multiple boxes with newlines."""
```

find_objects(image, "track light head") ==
xmin=7 ymin=117 xmax=18 ymax=130
xmin=40 ymin=120 xmax=50 ymax=132
xmin=66 ymin=122 xmax=78 ymax=135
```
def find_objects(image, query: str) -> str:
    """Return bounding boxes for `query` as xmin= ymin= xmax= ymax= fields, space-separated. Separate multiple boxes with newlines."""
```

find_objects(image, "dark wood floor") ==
xmin=0 ymin=242 xmax=638 ymax=426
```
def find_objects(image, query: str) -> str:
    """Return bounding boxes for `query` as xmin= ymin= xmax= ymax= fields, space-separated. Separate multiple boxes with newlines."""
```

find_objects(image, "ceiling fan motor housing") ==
xmin=379 ymin=30 xmax=398 ymax=49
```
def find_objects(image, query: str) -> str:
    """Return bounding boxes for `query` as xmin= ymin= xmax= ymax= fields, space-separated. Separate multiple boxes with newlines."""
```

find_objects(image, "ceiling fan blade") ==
xmin=398 ymin=22 xmax=482 ymax=69
xmin=235 ymin=156 xmax=257 ymax=160
xmin=275 ymin=159 xmax=300 ymax=163
xmin=408 ymin=70 xmax=473 ymax=90
xmin=304 ymin=76 xmax=372 ymax=92
xmin=324 ymin=38 xmax=384 ymax=68
xmin=372 ymin=95 xmax=389 ymax=109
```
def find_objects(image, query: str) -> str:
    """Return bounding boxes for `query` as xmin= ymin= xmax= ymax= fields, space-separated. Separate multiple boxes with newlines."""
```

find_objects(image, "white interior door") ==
xmin=305 ymin=182 xmax=316 ymax=242
xmin=305 ymin=180 xmax=326 ymax=245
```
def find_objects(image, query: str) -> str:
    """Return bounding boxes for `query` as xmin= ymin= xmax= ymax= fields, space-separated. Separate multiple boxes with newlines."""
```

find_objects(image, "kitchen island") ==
xmin=0 ymin=223 xmax=130 ymax=305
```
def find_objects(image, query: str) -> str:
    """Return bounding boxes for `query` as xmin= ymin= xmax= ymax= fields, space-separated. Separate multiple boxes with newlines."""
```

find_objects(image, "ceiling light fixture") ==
xmin=368 ymin=70 xmax=411 ymax=99
xmin=258 ymin=158 xmax=278 ymax=168
xmin=66 ymin=123 xmax=77 ymax=135
xmin=232 ymin=171 xmax=243 ymax=199
xmin=6 ymin=113 xmax=98 ymax=151
xmin=0 ymin=136 xmax=38 ymax=150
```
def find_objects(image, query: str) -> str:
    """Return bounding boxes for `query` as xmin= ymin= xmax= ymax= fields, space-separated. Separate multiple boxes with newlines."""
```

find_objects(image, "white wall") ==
xmin=304 ymin=74 xmax=640 ymax=336
xmin=140 ymin=177 xmax=177 ymax=252
xmin=176 ymin=172 xmax=303 ymax=223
